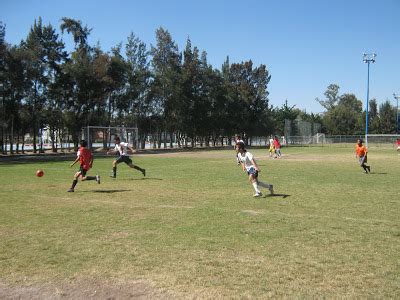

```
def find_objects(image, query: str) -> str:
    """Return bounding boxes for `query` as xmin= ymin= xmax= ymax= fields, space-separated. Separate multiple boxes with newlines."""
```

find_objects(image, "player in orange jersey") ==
xmin=355 ymin=139 xmax=371 ymax=174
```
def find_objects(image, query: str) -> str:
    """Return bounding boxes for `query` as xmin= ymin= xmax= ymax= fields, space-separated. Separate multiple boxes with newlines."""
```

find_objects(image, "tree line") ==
xmin=0 ymin=18 xmax=397 ymax=154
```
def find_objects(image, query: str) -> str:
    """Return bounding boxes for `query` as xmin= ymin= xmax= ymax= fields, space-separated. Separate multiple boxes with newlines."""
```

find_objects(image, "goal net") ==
xmin=81 ymin=126 xmax=139 ymax=150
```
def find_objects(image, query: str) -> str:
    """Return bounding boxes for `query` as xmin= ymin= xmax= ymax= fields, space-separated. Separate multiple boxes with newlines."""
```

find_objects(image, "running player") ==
xmin=68 ymin=140 xmax=100 ymax=192
xmin=236 ymin=142 xmax=274 ymax=197
xmin=355 ymin=138 xmax=371 ymax=174
xmin=107 ymin=136 xmax=146 ymax=178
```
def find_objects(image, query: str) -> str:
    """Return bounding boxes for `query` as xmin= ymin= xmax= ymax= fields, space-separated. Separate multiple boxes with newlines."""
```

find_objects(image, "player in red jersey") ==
xmin=68 ymin=140 xmax=100 ymax=192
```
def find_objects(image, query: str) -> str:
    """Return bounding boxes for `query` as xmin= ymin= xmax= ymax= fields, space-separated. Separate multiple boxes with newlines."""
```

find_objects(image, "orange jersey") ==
xmin=355 ymin=144 xmax=367 ymax=157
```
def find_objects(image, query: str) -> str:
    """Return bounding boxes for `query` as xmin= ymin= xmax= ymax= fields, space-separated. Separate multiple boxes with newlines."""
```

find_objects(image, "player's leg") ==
xmin=249 ymin=172 xmax=262 ymax=197
xmin=81 ymin=172 xmax=98 ymax=182
xmin=359 ymin=156 xmax=368 ymax=173
xmin=258 ymin=180 xmax=274 ymax=195
xmin=68 ymin=171 xmax=82 ymax=192
xmin=126 ymin=157 xmax=146 ymax=176
xmin=111 ymin=159 xmax=119 ymax=178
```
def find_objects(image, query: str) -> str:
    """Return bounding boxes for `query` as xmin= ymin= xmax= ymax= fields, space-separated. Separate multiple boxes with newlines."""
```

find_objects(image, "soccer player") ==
xmin=234 ymin=134 xmax=245 ymax=165
xmin=273 ymin=136 xmax=282 ymax=158
xmin=268 ymin=135 xmax=275 ymax=158
xmin=236 ymin=142 xmax=274 ymax=197
xmin=107 ymin=136 xmax=146 ymax=178
xmin=355 ymin=138 xmax=371 ymax=174
xmin=68 ymin=140 xmax=100 ymax=192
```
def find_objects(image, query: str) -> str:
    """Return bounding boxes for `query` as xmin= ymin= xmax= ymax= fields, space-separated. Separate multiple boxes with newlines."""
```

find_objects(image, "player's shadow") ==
xmin=369 ymin=172 xmax=387 ymax=175
xmin=90 ymin=189 xmax=132 ymax=193
xmin=263 ymin=193 xmax=290 ymax=199
xmin=127 ymin=178 xmax=163 ymax=181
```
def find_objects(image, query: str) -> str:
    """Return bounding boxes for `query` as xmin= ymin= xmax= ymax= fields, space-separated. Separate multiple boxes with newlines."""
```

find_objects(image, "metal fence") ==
xmin=285 ymin=134 xmax=400 ymax=147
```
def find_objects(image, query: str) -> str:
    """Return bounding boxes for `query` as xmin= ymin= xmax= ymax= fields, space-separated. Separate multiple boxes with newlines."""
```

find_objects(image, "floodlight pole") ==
xmin=394 ymin=93 xmax=400 ymax=134
xmin=363 ymin=53 xmax=376 ymax=147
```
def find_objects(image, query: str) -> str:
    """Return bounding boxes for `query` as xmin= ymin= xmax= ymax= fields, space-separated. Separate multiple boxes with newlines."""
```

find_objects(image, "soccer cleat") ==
xmin=110 ymin=175 xmax=116 ymax=178
xmin=269 ymin=185 xmax=274 ymax=195
xmin=96 ymin=175 xmax=101 ymax=184
xmin=67 ymin=188 xmax=74 ymax=192
xmin=253 ymin=192 xmax=262 ymax=198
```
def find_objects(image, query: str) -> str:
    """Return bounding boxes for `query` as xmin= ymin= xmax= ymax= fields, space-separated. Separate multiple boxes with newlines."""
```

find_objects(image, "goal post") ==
xmin=81 ymin=126 xmax=139 ymax=150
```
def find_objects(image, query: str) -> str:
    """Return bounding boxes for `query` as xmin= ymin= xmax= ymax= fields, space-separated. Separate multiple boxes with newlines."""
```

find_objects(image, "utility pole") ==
xmin=362 ymin=53 xmax=376 ymax=147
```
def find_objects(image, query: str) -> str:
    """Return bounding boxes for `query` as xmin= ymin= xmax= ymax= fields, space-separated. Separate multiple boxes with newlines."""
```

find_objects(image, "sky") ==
xmin=1 ymin=0 xmax=399 ymax=113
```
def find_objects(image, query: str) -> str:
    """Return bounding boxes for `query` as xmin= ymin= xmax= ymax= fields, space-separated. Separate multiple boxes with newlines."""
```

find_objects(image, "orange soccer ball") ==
xmin=36 ymin=169 xmax=44 ymax=177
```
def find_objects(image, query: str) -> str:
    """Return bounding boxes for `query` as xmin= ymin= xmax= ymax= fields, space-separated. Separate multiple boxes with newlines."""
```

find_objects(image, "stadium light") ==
xmin=394 ymin=93 xmax=400 ymax=134
xmin=363 ymin=53 xmax=376 ymax=147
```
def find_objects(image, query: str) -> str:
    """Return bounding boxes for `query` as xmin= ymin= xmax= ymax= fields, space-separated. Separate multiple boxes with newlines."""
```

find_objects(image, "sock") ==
xmin=252 ymin=182 xmax=261 ymax=194
xmin=258 ymin=181 xmax=270 ymax=188
xmin=86 ymin=176 xmax=96 ymax=180
xmin=71 ymin=179 xmax=78 ymax=189
xmin=133 ymin=165 xmax=144 ymax=172
xmin=113 ymin=167 xmax=117 ymax=177
xmin=362 ymin=165 xmax=367 ymax=172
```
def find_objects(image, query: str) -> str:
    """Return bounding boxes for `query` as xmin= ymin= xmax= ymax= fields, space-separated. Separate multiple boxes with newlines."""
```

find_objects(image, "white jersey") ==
xmin=114 ymin=142 xmax=129 ymax=156
xmin=238 ymin=151 xmax=255 ymax=171
xmin=236 ymin=139 xmax=244 ymax=144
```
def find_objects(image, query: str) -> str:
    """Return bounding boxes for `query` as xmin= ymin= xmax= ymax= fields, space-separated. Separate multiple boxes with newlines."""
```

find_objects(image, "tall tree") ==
xmin=378 ymin=100 xmax=396 ymax=133
xmin=124 ymin=33 xmax=151 ymax=148
xmin=23 ymin=18 xmax=50 ymax=153
xmin=0 ymin=21 xmax=7 ymax=153
xmin=60 ymin=18 xmax=97 ymax=149
xmin=323 ymin=93 xmax=363 ymax=135
xmin=229 ymin=60 xmax=272 ymax=140
xmin=150 ymin=27 xmax=181 ymax=148
xmin=368 ymin=99 xmax=380 ymax=134
xmin=273 ymin=100 xmax=298 ymax=135
xmin=316 ymin=83 xmax=340 ymax=111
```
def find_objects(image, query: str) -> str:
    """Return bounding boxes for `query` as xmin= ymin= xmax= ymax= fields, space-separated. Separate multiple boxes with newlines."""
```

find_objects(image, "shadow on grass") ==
xmin=125 ymin=177 xmax=163 ymax=181
xmin=87 ymin=189 xmax=133 ymax=193
xmin=369 ymin=172 xmax=387 ymax=175
xmin=264 ymin=193 xmax=291 ymax=199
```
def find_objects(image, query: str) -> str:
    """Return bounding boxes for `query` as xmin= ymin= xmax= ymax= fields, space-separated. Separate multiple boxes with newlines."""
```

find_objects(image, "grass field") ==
xmin=0 ymin=146 xmax=399 ymax=298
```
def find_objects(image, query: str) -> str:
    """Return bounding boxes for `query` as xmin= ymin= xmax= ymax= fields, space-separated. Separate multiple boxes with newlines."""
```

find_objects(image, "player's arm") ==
xmin=251 ymin=158 xmax=260 ymax=172
xmin=70 ymin=156 xmax=80 ymax=167
xmin=107 ymin=148 xmax=116 ymax=155
xmin=89 ymin=154 xmax=94 ymax=168
xmin=128 ymin=146 xmax=137 ymax=154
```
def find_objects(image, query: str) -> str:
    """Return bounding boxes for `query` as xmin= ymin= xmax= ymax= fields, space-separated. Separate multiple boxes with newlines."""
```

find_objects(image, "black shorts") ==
xmin=247 ymin=167 xmax=258 ymax=178
xmin=116 ymin=155 xmax=132 ymax=165
xmin=79 ymin=165 xmax=88 ymax=176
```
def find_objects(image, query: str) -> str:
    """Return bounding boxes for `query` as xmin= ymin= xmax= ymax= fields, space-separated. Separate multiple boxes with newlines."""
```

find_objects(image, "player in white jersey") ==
xmin=107 ymin=136 xmax=146 ymax=178
xmin=236 ymin=142 xmax=274 ymax=197
xmin=234 ymin=135 xmax=245 ymax=165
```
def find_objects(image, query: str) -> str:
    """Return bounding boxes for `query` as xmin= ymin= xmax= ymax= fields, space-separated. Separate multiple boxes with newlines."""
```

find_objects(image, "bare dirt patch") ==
xmin=241 ymin=210 xmax=265 ymax=216
xmin=0 ymin=278 xmax=172 ymax=299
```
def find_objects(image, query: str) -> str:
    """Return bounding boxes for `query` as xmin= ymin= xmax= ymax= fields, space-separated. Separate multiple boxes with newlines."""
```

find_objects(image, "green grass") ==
xmin=0 ymin=147 xmax=399 ymax=298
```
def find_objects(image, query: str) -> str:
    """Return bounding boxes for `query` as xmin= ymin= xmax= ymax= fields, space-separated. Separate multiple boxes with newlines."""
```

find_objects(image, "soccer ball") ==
xmin=36 ymin=170 xmax=44 ymax=177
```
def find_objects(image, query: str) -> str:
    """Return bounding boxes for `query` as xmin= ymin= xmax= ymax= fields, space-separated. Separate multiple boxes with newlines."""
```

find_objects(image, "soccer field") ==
xmin=0 ymin=147 xmax=399 ymax=298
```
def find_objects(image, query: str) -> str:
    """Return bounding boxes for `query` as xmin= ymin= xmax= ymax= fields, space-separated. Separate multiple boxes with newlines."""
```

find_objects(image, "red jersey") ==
xmin=78 ymin=147 xmax=93 ymax=170
xmin=273 ymin=139 xmax=281 ymax=148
